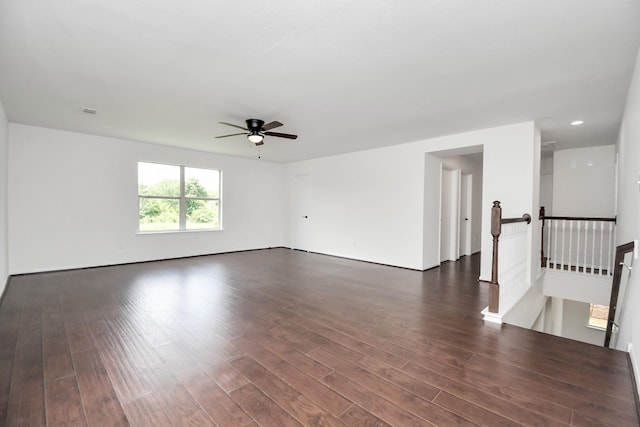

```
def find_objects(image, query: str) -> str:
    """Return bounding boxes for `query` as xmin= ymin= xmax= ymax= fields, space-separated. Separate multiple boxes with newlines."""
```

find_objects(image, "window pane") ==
xmin=139 ymin=198 xmax=179 ymax=231
xmin=138 ymin=162 xmax=180 ymax=197
xmin=186 ymin=199 xmax=219 ymax=229
xmin=588 ymin=303 xmax=609 ymax=329
xmin=184 ymin=167 xmax=220 ymax=198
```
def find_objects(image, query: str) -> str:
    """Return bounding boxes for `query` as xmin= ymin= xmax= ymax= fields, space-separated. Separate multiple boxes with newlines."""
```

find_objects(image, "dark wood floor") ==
xmin=0 ymin=249 xmax=638 ymax=426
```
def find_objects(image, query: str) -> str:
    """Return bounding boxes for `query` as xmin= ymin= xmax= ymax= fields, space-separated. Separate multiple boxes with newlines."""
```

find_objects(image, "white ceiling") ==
xmin=0 ymin=1 xmax=639 ymax=163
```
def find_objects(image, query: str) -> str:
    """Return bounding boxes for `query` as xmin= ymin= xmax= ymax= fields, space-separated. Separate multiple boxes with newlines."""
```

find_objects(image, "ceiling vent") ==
xmin=81 ymin=106 xmax=99 ymax=115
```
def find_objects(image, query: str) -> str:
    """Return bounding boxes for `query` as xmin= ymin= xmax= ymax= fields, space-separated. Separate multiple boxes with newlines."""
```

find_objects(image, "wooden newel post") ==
xmin=489 ymin=201 xmax=502 ymax=313
xmin=539 ymin=206 xmax=546 ymax=268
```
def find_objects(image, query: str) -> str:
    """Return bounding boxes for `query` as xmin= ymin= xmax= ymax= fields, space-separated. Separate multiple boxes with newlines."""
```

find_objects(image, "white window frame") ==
xmin=138 ymin=162 xmax=222 ymax=233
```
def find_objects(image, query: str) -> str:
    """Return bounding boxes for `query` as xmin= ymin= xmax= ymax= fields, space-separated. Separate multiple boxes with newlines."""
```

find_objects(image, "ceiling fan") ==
xmin=216 ymin=119 xmax=298 ymax=146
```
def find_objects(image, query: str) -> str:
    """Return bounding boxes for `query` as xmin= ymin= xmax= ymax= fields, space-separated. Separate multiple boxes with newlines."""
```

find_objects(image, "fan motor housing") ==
xmin=246 ymin=119 xmax=265 ymax=131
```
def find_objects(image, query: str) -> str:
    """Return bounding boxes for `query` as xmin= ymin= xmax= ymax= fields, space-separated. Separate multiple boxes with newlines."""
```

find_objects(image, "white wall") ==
xmin=8 ymin=124 xmax=286 ymax=274
xmin=615 ymin=47 xmax=640 ymax=386
xmin=442 ymin=153 xmax=483 ymax=254
xmin=540 ymin=155 xmax=553 ymax=214
xmin=562 ymin=300 xmax=605 ymax=346
xmin=542 ymin=270 xmax=611 ymax=306
xmin=423 ymin=154 xmax=442 ymax=269
xmin=481 ymin=123 xmax=540 ymax=282
xmin=552 ymin=145 xmax=616 ymax=217
xmin=0 ymin=99 xmax=8 ymax=295
xmin=285 ymin=122 xmax=538 ymax=275
xmin=285 ymin=142 xmax=427 ymax=269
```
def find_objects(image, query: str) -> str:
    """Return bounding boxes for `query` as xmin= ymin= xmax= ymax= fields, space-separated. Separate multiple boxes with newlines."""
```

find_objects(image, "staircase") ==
xmin=482 ymin=202 xmax=630 ymax=349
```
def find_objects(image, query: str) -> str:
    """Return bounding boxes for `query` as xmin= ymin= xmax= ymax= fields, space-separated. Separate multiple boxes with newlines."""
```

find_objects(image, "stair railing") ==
xmin=604 ymin=241 xmax=635 ymax=347
xmin=489 ymin=201 xmax=532 ymax=313
xmin=539 ymin=206 xmax=616 ymax=276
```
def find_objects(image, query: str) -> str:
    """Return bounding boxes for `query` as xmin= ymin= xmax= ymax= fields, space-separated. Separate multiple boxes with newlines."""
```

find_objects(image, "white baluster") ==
xmin=598 ymin=221 xmax=604 ymax=276
xmin=583 ymin=220 xmax=589 ymax=271
xmin=591 ymin=222 xmax=596 ymax=275
xmin=568 ymin=220 xmax=573 ymax=272
xmin=608 ymin=222 xmax=614 ymax=276
xmin=576 ymin=221 xmax=581 ymax=273
xmin=561 ymin=220 xmax=566 ymax=271
xmin=553 ymin=220 xmax=559 ymax=269
xmin=546 ymin=220 xmax=552 ymax=268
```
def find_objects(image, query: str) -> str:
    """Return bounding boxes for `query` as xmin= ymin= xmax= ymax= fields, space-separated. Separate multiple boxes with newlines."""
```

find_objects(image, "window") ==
xmin=588 ymin=303 xmax=609 ymax=329
xmin=138 ymin=162 xmax=221 ymax=232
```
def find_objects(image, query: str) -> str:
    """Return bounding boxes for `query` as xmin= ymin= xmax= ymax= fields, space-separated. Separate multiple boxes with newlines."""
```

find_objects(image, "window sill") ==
xmin=137 ymin=228 xmax=223 ymax=235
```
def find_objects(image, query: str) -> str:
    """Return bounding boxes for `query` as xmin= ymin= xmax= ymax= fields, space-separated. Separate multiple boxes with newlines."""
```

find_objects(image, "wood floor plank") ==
xmin=403 ymin=361 xmax=569 ymax=426
xmin=62 ymin=310 xmax=96 ymax=355
xmin=148 ymin=318 xmax=249 ymax=391
xmin=308 ymin=341 xmax=441 ymax=401
xmin=569 ymin=410 xmax=624 ymax=427
xmin=267 ymin=324 xmax=323 ymax=354
xmin=322 ymin=372 xmax=437 ymax=426
xmin=338 ymin=404 xmax=392 ymax=427
xmin=229 ymin=383 xmax=303 ymax=427
xmin=72 ymin=349 xmax=130 ymax=427
xmin=154 ymin=342 xmax=253 ymax=427
xmin=44 ymin=376 xmax=88 ymax=427
xmin=139 ymin=366 xmax=216 ymax=426
xmin=91 ymin=329 xmax=151 ymax=402
xmin=466 ymin=350 xmax=638 ymax=425
xmin=0 ymin=307 xmax=21 ymax=423
xmin=119 ymin=334 xmax=165 ymax=370
xmin=6 ymin=310 xmax=46 ymax=427
xmin=310 ymin=347 xmax=476 ymax=427
xmin=252 ymin=333 xmax=334 ymax=380
xmin=398 ymin=349 xmax=573 ymax=423
xmin=231 ymin=355 xmax=348 ymax=426
xmin=42 ymin=302 xmax=75 ymax=382
xmin=507 ymin=371 xmax=638 ymax=426
xmin=281 ymin=314 xmax=409 ymax=369
xmin=121 ymin=393 xmax=173 ymax=427
xmin=232 ymin=335 xmax=354 ymax=416
xmin=433 ymin=391 xmax=524 ymax=427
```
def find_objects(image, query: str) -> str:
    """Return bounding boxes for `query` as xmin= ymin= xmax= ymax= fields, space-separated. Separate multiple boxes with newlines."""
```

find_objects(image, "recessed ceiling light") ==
xmin=570 ymin=120 xmax=584 ymax=126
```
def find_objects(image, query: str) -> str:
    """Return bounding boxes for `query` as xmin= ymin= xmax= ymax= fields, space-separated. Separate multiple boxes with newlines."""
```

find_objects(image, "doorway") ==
xmin=430 ymin=148 xmax=483 ymax=265
xmin=291 ymin=174 xmax=310 ymax=251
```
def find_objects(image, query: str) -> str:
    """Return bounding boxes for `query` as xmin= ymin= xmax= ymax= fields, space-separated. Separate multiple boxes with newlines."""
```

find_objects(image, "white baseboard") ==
xmin=629 ymin=343 xmax=640 ymax=398
xmin=481 ymin=307 xmax=503 ymax=324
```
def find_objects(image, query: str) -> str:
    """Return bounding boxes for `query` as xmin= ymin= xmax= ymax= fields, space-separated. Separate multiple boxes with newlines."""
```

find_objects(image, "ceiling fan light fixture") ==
xmin=248 ymin=132 xmax=264 ymax=144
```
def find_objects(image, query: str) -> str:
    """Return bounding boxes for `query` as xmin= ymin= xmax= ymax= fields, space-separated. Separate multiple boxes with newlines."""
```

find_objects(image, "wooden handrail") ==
xmin=502 ymin=214 xmax=532 ymax=225
xmin=489 ymin=201 xmax=531 ymax=313
xmin=604 ymin=241 xmax=635 ymax=347
xmin=542 ymin=215 xmax=616 ymax=223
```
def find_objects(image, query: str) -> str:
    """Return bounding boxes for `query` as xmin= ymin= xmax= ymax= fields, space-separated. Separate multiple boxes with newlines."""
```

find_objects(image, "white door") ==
xmin=440 ymin=169 xmax=461 ymax=262
xmin=459 ymin=174 xmax=472 ymax=257
xmin=292 ymin=175 xmax=310 ymax=251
